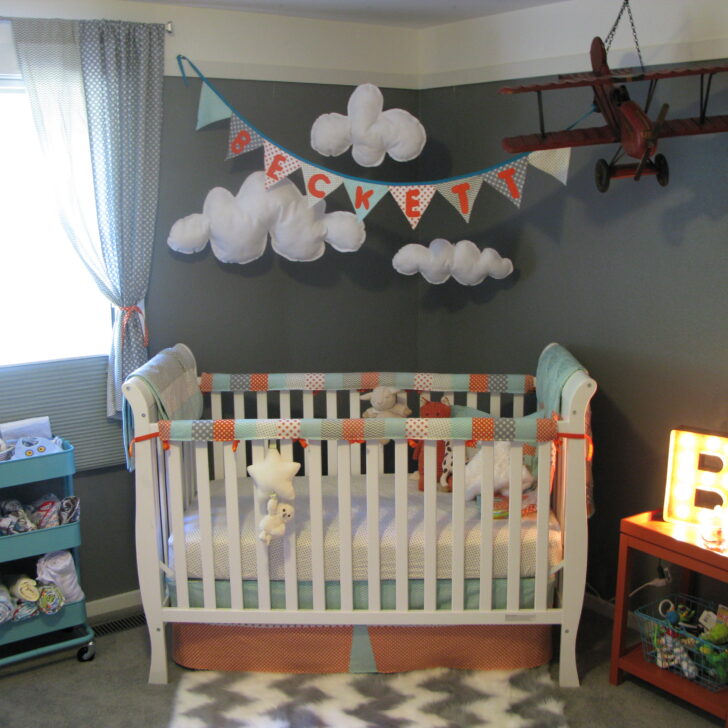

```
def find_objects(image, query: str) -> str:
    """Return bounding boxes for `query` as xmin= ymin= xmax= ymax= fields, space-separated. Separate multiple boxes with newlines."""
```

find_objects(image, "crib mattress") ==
xmin=170 ymin=475 xmax=562 ymax=581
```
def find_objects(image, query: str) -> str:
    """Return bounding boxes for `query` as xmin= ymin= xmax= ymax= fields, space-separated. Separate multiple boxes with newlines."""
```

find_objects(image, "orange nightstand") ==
xmin=609 ymin=510 xmax=728 ymax=726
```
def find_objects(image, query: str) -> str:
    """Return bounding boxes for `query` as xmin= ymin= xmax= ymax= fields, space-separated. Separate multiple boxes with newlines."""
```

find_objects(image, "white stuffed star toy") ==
xmin=247 ymin=446 xmax=300 ymax=501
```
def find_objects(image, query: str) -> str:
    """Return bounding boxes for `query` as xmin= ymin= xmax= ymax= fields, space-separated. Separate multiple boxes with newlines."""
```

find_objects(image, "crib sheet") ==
xmin=170 ymin=475 xmax=562 ymax=581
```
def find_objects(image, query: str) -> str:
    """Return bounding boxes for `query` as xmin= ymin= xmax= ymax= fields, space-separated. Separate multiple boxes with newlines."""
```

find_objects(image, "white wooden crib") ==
xmin=123 ymin=342 xmax=596 ymax=686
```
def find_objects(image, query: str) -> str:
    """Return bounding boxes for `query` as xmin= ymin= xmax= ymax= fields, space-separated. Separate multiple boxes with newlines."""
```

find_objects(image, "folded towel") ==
xmin=6 ymin=575 xmax=40 ymax=602
xmin=37 ymin=582 xmax=65 ymax=615
xmin=36 ymin=551 xmax=84 ymax=603
xmin=59 ymin=496 xmax=80 ymax=524
xmin=0 ymin=584 xmax=13 ymax=624
xmin=0 ymin=416 xmax=52 ymax=443
xmin=28 ymin=493 xmax=61 ymax=529
xmin=0 ymin=500 xmax=36 ymax=533
xmin=12 ymin=599 xmax=39 ymax=622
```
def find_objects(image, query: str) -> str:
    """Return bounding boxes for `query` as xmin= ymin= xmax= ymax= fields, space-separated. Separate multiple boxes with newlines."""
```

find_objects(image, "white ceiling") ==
xmin=135 ymin=0 xmax=568 ymax=29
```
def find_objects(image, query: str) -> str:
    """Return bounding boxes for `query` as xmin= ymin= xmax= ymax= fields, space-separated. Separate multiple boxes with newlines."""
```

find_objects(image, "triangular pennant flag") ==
xmin=196 ymin=83 xmax=232 ymax=130
xmin=389 ymin=185 xmax=437 ymax=229
xmin=263 ymin=141 xmax=302 ymax=189
xmin=482 ymin=158 xmax=528 ymax=207
xmin=436 ymin=176 xmax=484 ymax=222
xmin=300 ymin=163 xmax=343 ymax=206
xmin=528 ymin=148 xmax=571 ymax=185
xmin=226 ymin=116 xmax=265 ymax=160
xmin=343 ymin=179 xmax=390 ymax=220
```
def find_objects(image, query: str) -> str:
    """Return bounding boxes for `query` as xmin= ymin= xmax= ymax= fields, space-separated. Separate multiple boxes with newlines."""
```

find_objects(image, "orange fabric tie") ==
xmin=558 ymin=432 xmax=594 ymax=461
xmin=128 ymin=431 xmax=160 ymax=457
xmin=120 ymin=305 xmax=149 ymax=347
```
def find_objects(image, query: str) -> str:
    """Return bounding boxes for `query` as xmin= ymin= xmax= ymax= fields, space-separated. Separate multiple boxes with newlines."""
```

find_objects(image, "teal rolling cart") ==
xmin=0 ymin=440 xmax=95 ymax=667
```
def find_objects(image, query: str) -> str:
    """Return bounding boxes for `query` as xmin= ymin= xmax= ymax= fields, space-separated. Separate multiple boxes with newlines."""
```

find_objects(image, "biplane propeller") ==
xmin=500 ymin=36 xmax=728 ymax=191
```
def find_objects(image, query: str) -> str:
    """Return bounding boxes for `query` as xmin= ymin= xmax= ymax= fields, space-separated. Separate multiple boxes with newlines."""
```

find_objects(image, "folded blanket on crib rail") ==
xmin=123 ymin=343 xmax=203 ymax=469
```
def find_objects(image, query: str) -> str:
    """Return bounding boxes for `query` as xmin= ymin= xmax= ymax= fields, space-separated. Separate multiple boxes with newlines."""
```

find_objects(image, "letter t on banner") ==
xmin=482 ymin=157 xmax=528 ymax=207
xmin=436 ymin=176 xmax=483 ymax=222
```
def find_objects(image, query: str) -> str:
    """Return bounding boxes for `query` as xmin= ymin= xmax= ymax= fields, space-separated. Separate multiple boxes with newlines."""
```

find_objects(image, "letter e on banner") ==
xmin=405 ymin=188 xmax=421 ymax=218
xmin=266 ymin=154 xmax=286 ymax=182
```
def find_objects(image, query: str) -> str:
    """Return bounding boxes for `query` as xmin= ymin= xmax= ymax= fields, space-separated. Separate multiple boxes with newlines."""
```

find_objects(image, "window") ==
xmin=0 ymin=80 xmax=110 ymax=366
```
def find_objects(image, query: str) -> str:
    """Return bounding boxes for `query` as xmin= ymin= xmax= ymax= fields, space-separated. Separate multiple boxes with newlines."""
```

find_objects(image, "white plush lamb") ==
xmin=258 ymin=495 xmax=295 ymax=545
xmin=360 ymin=387 xmax=411 ymax=419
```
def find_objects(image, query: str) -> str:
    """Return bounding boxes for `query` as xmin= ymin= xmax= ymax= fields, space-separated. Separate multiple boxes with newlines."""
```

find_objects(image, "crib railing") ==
xmin=153 ymin=409 xmax=559 ymax=622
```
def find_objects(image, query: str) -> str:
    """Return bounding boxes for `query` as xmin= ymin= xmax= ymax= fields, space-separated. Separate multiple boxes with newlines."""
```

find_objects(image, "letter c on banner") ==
xmin=307 ymin=173 xmax=330 ymax=199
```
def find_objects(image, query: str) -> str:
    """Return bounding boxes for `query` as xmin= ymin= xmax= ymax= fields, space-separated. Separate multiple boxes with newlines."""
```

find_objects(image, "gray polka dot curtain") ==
xmin=11 ymin=18 xmax=163 ymax=417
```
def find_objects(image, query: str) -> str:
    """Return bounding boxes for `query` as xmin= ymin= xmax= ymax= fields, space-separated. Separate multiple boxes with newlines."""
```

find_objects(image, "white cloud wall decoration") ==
xmin=167 ymin=171 xmax=366 ymax=264
xmin=392 ymin=239 xmax=514 ymax=286
xmin=311 ymin=84 xmax=426 ymax=167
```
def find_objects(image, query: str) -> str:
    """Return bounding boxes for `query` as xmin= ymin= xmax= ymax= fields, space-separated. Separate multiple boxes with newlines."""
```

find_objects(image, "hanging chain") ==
xmin=604 ymin=0 xmax=645 ymax=72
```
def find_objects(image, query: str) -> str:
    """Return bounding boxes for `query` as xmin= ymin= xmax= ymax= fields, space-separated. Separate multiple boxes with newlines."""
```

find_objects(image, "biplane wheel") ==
xmin=654 ymin=154 xmax=669 ymax=186
xmin=595 ymin=159 xmax=611 ymax=193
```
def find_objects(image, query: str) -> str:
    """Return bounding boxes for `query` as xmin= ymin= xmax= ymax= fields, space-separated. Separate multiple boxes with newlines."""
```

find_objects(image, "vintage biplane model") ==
xmin=500 ymin=36 xmax=728 ymax=191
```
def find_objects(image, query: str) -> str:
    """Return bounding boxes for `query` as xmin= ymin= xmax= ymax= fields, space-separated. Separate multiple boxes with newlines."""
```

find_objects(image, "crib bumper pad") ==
xmin=157 ymin=415 xmax=558 ymax=445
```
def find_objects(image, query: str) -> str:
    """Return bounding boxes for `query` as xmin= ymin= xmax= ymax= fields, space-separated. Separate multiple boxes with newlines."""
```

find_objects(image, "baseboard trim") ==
xmin=584 ymin=592 xmax=640 ymax=631
xmin=86 ymin=589 xmax=142 ymax=619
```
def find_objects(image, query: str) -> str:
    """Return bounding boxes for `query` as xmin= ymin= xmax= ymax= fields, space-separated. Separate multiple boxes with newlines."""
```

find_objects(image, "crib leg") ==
xmin=146 ymin=619 xmax=169 ymax=685
xmin=558 ymin=619 xmax=580 ymax=687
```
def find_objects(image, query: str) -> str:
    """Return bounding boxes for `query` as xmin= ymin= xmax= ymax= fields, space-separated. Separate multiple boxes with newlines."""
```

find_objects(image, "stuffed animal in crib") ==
xmin=413 ymin=396 xmax=452 ymax=492
xmin=258 ymin=495 xmax=295 ymax=545
xmin=361 ymin=387 xmax=411 ymax=419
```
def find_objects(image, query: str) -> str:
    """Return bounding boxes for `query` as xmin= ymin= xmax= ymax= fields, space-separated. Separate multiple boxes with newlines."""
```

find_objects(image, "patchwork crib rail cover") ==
xmin=199 ymin=372 xmax=536 ymax=394
xmin=157 ymin=416 xmax=558 ymax=443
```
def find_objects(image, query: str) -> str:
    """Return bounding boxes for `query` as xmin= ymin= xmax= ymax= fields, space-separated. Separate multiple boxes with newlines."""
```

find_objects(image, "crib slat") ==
xmin=283 ymin=505 xmax=298 ymax=612
xmin=423 ymin=440 xmax=437 ymax=612
xmin=506 ymin=444 xmax=523 ymax=611
xmin=490 ymin=394 xmax=501 ymax=416
xmin=223 ymin=443 xmax=244 ymax=610
xmin=337 ymin=442 xmax=354 ymax=611
xmin=451 ymin=441 xmax=466 ymax=611
xmin=534 ymin=441 xmax=552 ymax=611
xmin=308 ymin=440 xmax=326 ymax=611
xmin=233 ymin=393 xmax=248 ymax=473
xmin=211 ymin=393 xmax=223 ymax=480
xmin=366 ymin=443 xmax=381 ymax=611
xmin=279 ymin=392 xmax=293 ymax=461
xmin=479 ymin=444 xmax=495 ymax=611
xmin=167 ymin=444 xmax=189 ymax=609
xmin=513 ymin=394 xmax=524 ymax=417
xmin=303 ymin=392 xmax=314 ymax=473
xmin=466 ymin=392 xmax=477 ymax=409
xmin=251 ymin=440 xmax=271 ymax=611
xmin=195 ymin=441 xmax=217 ymax=609
xmin=394 ymin=440 xmax=408 ymax=611
xmin=326 ymin=391 xmax=338 ymax=476
xmin=349 ymin=391 xmax=362 ymax=475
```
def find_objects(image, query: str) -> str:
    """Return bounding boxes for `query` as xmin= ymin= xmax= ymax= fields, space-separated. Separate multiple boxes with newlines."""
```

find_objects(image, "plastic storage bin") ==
xmin=636 ymin=592 xmax=728 ymax=692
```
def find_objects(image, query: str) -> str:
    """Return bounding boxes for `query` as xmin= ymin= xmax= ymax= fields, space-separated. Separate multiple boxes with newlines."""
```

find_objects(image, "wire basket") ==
xmin=636 ymin=593 xmax=728 ymax=691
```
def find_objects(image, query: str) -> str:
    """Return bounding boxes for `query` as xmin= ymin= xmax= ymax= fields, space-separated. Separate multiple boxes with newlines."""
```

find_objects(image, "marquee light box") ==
xmin=663 ymin=427 xmax=728 ymax=525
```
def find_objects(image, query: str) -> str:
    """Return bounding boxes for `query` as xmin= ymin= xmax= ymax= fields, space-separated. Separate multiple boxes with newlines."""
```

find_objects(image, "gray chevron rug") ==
xmin=169 ymin=666 xmax=568 ymax=728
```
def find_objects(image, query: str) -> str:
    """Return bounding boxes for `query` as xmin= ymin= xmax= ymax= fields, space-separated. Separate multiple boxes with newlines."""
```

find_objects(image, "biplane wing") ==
xmin=656 ymin=114 xmax=728 ymax=138
xmin=502 ymin=125 xmax=617 ymax=153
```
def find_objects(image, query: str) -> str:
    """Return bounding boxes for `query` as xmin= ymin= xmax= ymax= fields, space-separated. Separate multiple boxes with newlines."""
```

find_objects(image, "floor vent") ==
xmin=91 ymin=612 xmax=146 ymax=637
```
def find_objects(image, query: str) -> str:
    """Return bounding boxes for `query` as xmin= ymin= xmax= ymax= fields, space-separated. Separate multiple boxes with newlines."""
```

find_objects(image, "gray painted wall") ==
xmin=78 ymin=71 xmax=727 ymax=603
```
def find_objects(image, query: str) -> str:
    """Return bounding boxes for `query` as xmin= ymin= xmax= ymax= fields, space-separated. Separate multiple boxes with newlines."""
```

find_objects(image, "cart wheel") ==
xmin=77 ymin=641 xmax=96 ymax=662
xmin=654 ymin=154 xmax=669 ymax=186
xmin=595 ymin=159 xmax=610 ymax=193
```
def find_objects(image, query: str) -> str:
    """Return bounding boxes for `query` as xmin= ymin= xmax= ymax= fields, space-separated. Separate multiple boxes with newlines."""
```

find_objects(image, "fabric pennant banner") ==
xmin=528 ymin=148 xmax=571 ymax=185
xmin=436 ymin=176 xmax=483 ymax=222
xmin=343 ymin=179 xmax=390 ymax=220
xmin=300 ymin=163 xmax=343 ymax=206
xmin=225 ymin=116 xmax=264 ymax=160
xmin=263 ymin=141 xmax=302 ymax=188
xmin=389 ymin=185 xmax=437 ymax=229
xmin=482 ymin=158 xmax=528 ymax=208
xmin=196 ymin=82 xmax=232 ymax=130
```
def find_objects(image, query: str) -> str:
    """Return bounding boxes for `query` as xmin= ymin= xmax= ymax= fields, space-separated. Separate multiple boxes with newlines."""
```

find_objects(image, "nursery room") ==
xmin=0 ymin=0 xmax=727 ymax=726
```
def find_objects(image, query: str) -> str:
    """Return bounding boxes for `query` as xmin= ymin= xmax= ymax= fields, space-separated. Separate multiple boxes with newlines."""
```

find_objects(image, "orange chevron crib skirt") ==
xmin=171 ymin=623 xmax=552 ymax=673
